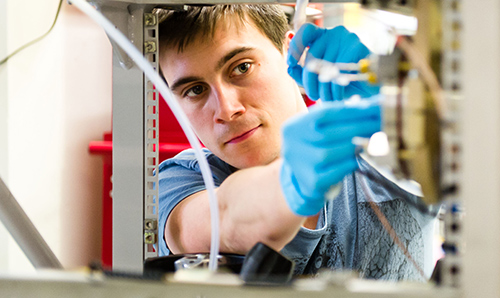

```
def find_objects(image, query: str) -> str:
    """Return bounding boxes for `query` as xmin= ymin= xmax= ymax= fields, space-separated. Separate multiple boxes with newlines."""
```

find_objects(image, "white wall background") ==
xmin=0 ymin=0 xmax=10 ymax=273
xmin=0 ymin=0 xmax=112 ymax=271
xmin=324 ymin=4 xmax=417 ymax=55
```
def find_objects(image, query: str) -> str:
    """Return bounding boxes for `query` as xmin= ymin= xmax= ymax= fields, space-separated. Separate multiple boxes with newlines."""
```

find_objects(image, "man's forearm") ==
xmin=217 ymin=159 xmax=306 ymax=254
xmin=165 ymin=159 xmax=306 ymax=255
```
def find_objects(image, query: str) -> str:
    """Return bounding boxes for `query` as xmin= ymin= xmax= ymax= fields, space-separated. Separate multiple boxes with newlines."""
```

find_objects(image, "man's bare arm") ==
xmin=164 ymin=158 xmax=307 ymax=255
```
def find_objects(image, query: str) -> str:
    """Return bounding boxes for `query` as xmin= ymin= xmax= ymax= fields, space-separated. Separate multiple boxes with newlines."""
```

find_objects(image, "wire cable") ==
xmin=396 ymin=36 xmax=445 ymax=120
xmin=0 ymin=0 xmax=64 ymax=66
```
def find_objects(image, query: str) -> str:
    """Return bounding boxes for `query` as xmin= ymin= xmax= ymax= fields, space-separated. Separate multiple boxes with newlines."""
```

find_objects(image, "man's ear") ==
xmin=283 ymin=31 xmax=295 ymax=52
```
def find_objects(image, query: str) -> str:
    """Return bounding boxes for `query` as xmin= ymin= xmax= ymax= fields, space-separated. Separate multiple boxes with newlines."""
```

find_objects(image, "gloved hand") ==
xmin=287 ymin=23 xmax=380 ymax=102
xmin=280 ymin=99 xmax=381 ymax=216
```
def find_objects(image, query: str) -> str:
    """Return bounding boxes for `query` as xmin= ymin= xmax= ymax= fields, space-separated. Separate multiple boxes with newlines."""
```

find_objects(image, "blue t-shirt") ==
xmin=158 ymin=148 xmax=435 ymax=281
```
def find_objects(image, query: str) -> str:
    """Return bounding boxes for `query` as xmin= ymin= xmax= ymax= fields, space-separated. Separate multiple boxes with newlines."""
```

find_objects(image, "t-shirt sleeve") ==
xmin=157 ymin=149 xmax=236 ymax=256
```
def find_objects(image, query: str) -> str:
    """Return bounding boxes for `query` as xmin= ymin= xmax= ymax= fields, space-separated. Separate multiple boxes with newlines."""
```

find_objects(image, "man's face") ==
xmin=160 ymin=17 xmax=307 ymax=169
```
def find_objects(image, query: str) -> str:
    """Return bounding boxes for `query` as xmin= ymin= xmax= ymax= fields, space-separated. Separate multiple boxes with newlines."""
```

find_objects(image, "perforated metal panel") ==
xmin=143 ymin=12 xmax=160 ymax=261
xmin=440 ymin=0 xmax=463 ymax=287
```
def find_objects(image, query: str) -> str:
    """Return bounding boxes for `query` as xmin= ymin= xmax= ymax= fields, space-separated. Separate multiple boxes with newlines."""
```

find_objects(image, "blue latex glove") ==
xmin=288 ymin=23 xmax=380 ymax=101
xmin=280 ymin=99 xmax=381 ymax=216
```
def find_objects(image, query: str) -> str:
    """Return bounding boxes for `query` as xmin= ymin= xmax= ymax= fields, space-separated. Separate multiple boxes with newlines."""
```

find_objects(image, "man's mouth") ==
xmin=225 ymin=125 xmax=261 ymax=144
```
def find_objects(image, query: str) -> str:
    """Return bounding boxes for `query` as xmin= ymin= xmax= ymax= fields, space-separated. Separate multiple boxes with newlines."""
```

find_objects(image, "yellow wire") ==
xmin=0 ymin=0 xmax=64 ymax=66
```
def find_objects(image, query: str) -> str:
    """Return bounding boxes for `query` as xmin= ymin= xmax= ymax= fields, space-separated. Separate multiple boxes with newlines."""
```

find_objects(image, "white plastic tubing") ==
xmin=293 ymin=0 xmax=309 ymax=32
xmin=70 ymin=0 xmax=220 ymax=272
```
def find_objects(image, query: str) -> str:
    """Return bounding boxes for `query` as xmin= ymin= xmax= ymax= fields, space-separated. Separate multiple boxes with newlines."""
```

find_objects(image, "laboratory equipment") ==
xmin=6 ymin=0 xmax=500 ymax=297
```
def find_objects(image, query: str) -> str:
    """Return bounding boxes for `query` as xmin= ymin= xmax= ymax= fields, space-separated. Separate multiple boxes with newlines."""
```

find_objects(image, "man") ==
xmin=156 ymin=4 xmax=434 ymax=280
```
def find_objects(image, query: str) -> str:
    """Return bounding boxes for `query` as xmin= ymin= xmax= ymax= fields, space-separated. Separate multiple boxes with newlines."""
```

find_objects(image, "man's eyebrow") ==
xmin=170 ymin=76 xmax=204 ymax=93
xmin=216 ymin=46 xmax=255 ymax=71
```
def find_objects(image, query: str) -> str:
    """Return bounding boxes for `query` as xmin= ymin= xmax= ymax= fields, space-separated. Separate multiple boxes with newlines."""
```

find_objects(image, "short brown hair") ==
xmin=156 ymin=5 xmax=289 ymax=54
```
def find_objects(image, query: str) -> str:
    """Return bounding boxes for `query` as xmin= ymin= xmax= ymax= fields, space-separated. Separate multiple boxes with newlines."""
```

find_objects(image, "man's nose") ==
xmin=212 ymin=85 xmax=246 ymax=123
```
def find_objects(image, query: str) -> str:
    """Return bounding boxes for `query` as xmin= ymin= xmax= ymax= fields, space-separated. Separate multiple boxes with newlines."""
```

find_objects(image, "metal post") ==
xmin=142 ymin=11 xmax=160 ymax=261
xmin=110 ymin=5 xmax=146 ymax=273
xmin=463 ymin=0 xmax=500 ymax=297
xmin=0 ymin=177 xmax=62 ymax=269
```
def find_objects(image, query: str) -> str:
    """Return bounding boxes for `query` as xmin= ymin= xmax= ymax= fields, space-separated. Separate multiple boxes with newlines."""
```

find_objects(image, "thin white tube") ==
xmin=294 ymin=0 xmax=309 ymax=32
xmin=70 ymin=0 xmax=220 ymax=272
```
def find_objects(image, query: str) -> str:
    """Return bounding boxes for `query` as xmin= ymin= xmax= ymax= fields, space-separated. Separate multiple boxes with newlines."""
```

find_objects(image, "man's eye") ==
xmin=185 ymin=85 xmax=206 ymax=97
xmin=233 ymin=62 xmax=250 ymax=75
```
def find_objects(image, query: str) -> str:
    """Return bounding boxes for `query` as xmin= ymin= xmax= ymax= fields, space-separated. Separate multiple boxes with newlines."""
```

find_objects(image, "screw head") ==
xmin=144 ymin=14 xmax=157 ymax=26
xmin=144 ymin=232 xmax=156 ymax=244
xmin=144 ymin=41 xmax=157 ymax=53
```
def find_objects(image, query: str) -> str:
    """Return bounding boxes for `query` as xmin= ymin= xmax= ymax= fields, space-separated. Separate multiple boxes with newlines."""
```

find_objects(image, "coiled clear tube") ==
xmin=70 ymin=0 xmax=220 ymax=272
